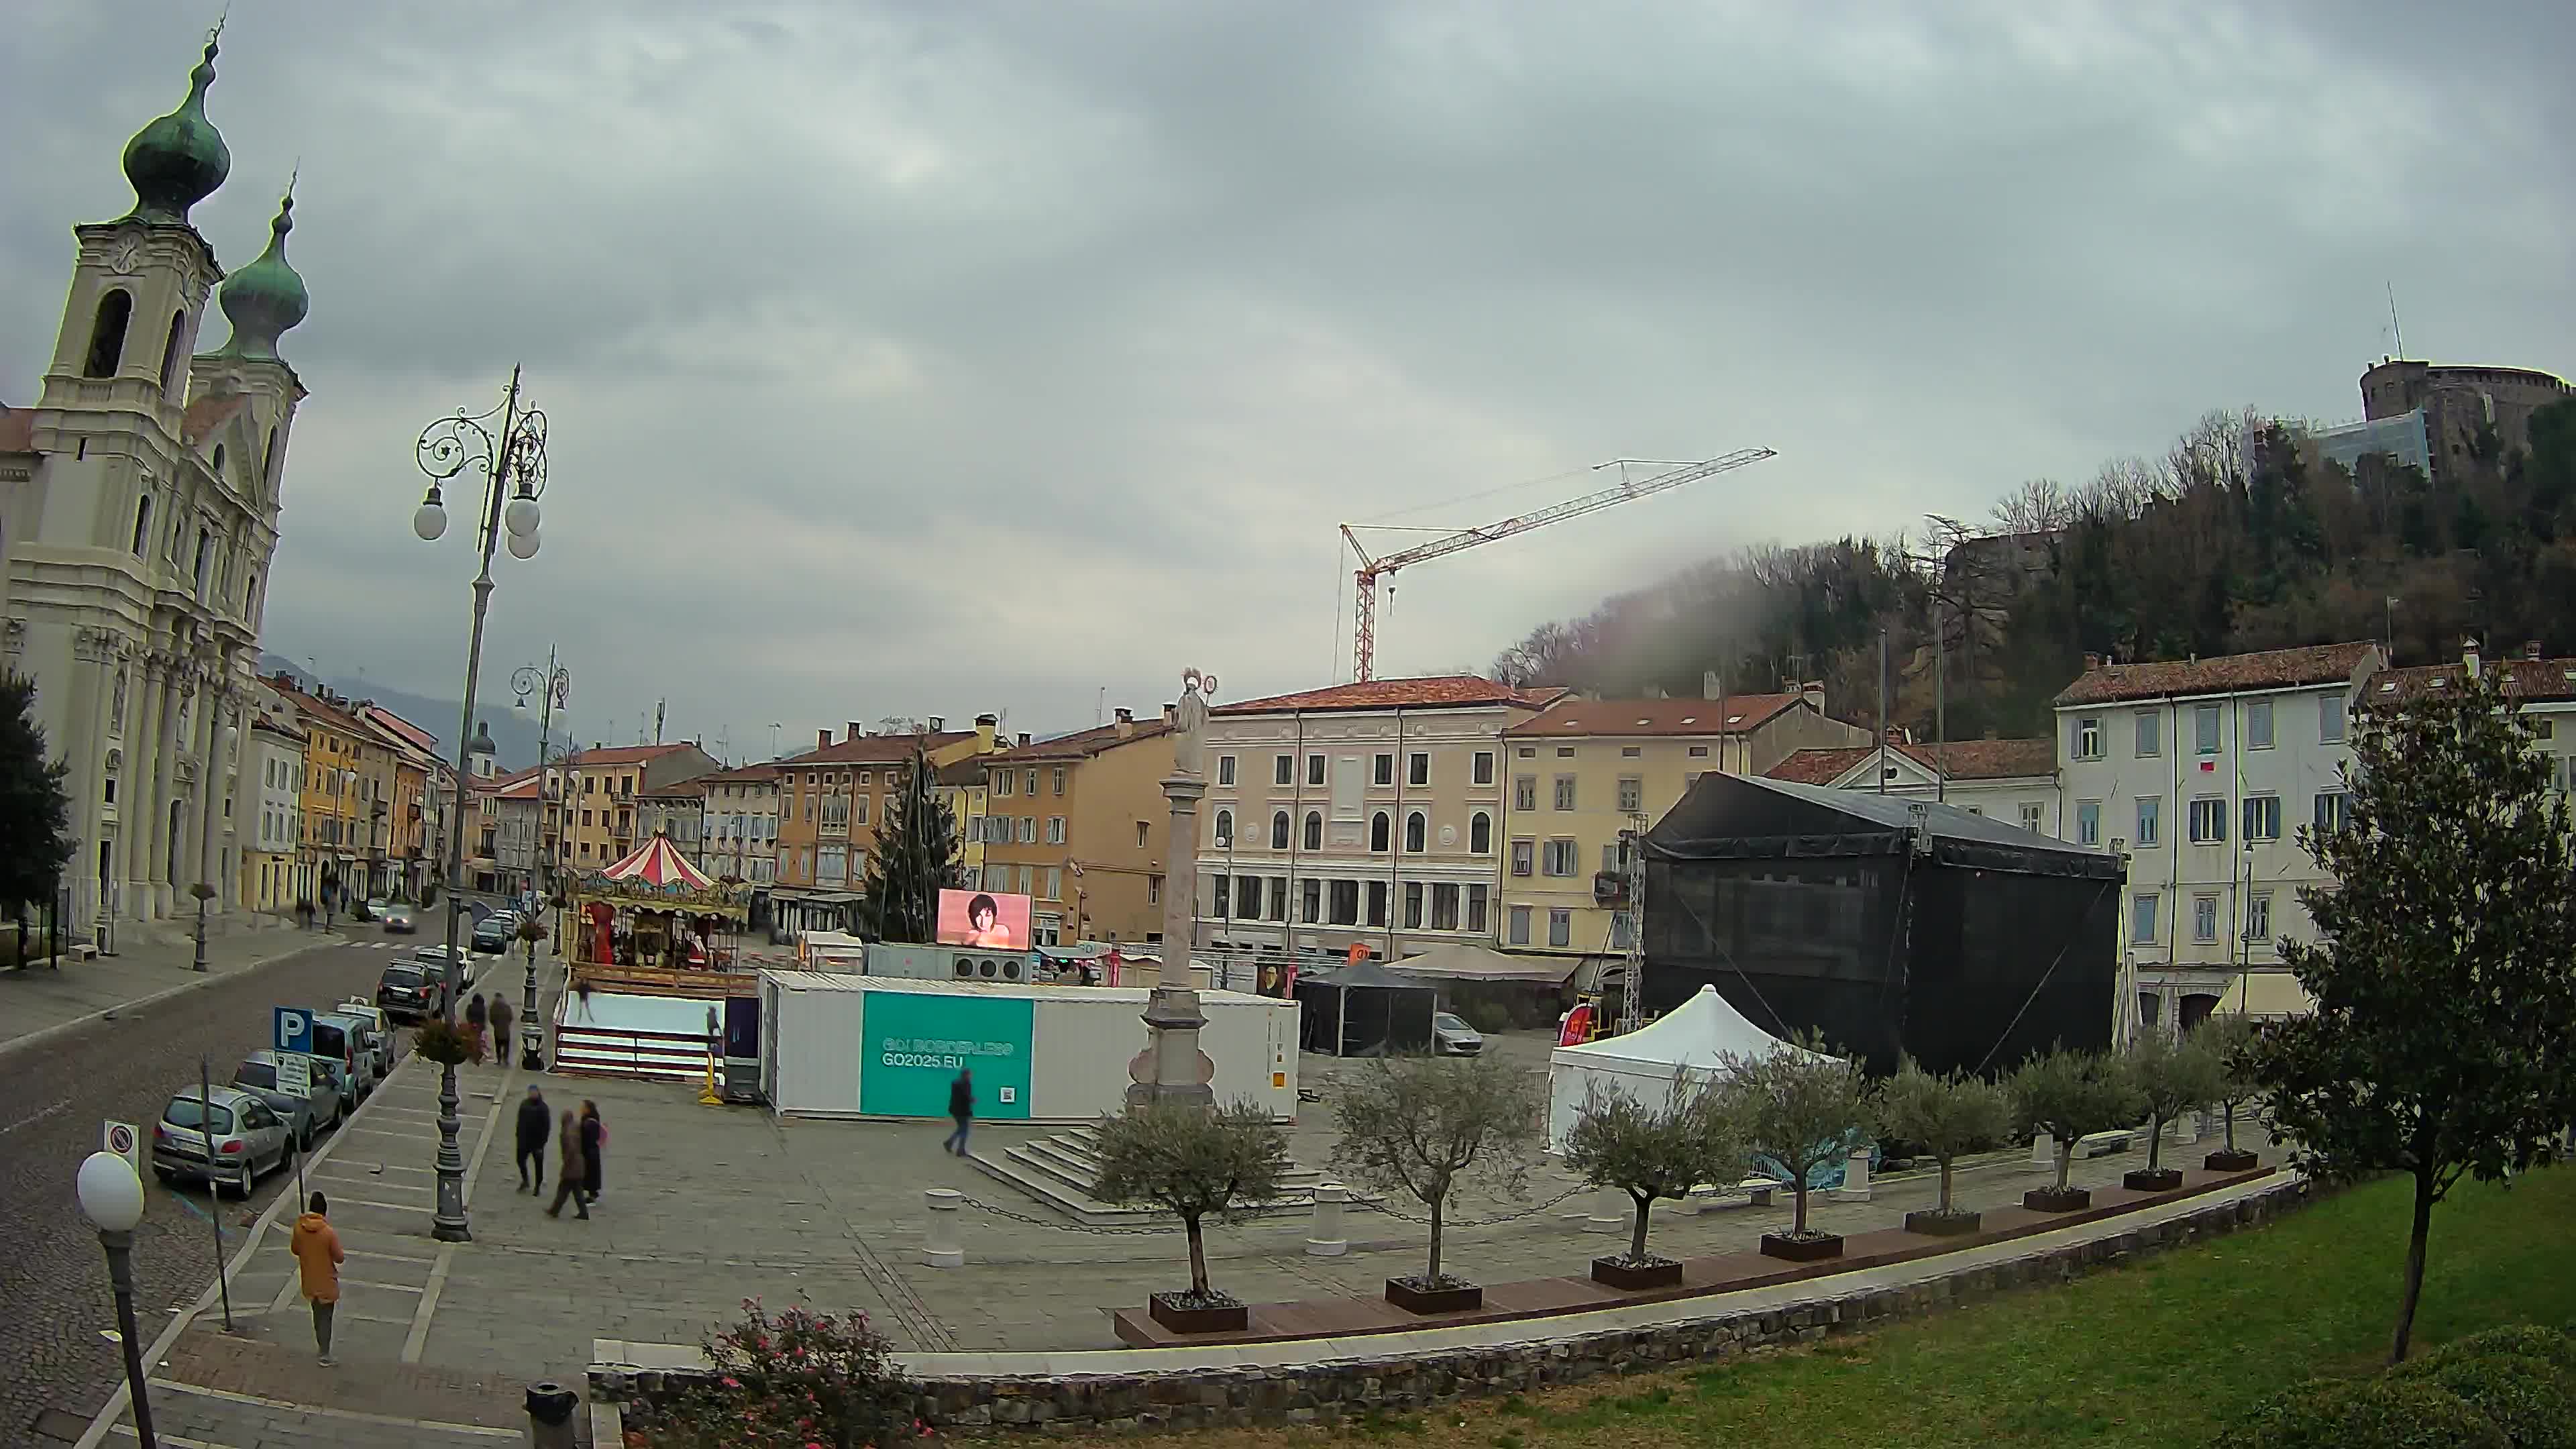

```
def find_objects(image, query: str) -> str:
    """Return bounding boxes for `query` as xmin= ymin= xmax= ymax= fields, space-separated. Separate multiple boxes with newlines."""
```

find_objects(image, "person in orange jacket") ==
xmin=290 ymin=1191 xmax=344 ymax=1364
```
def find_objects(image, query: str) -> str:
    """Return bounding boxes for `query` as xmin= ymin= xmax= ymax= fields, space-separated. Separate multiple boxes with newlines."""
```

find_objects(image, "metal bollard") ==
xmin=922 ymin=1187 xmax=964 ymax=1268
xmin=1305 ymin=1181 xmax=1350 ymax=1256
xmin=1581 ymin=1185 xmax=1627 ymax=1234
xmin=2030 ymin=1132 xmax=2057 ymax=1169
xmin=2169 ymin=1110 xmax=2200 ymax=1145
xmin=1831 ymin=1144 xmax=1872 ymax=1202
xmin=525 ymin=1381 xmax=578 ymax=1449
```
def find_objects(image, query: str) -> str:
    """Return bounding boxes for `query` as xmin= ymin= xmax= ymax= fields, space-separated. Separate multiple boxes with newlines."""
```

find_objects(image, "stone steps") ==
xmin=967 ymin=1127 xmax=1350 ymax=1228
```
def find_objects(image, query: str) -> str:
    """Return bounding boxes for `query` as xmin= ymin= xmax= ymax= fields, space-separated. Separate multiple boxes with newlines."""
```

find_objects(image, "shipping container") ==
xmin=757 ymin=971 xmax=1299 ymax=1122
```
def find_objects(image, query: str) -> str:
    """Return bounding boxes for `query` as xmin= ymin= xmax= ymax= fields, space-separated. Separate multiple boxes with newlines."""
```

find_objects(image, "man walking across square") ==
xmin=515 ymin=1084 xmax=550 ymax=1192
xmin=291 ymin=1192 xmax=344 ymax=1365
xmin=942 ymin=1067 xmax=975 ymax=1157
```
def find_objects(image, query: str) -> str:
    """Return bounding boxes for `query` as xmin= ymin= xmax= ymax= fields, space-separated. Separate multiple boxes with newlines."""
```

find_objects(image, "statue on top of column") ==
xmin=1172 ymin=667 xmax=1218 ymax=778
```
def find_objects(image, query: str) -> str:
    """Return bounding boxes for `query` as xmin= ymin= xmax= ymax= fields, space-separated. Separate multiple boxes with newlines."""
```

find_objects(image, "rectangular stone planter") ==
xmin=1148 ymin=1292 xmax=1248 ymax=1335
xmin=2023 ymin=1185 xmax=2092 ymax=1213
xmin=1758 ymin=1232 xmax=1843 ymax=1263
xmin=1904 ymin=1208 xmax=1982 ymax=1236
xmin=2204 ymin=1148 xmax=2261 ymax=1172
xmin=1590 ymin=1255 xmax=1684 ymax=1290
xmin=1384 ymin=1277 xmax=1483 ymax=1315
xmin=2123 ymin=1167 xmax=2185 ymax=1193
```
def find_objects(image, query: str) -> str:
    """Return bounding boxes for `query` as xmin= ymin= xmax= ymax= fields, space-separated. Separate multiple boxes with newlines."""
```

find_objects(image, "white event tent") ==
xmin=1545 ymin=984 xmax=1839 ymax=1151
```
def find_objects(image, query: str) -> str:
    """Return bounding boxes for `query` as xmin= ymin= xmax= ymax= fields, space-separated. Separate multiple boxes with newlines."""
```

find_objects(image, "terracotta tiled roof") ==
xmin=774 ymin=731 xmax=973 ymax=768
xmin=570 ymin=742 xmax=700 ymax=767
xmin=1216 ymin=676 xmax=1565 ymax=715
xmin=248 ymin=716 xmax=307 ymax=744
xmin=987 ymin=719 xmax=1173 ymax=762
xmin=259 ymin=676 xmax=366 ymax=735
xmin=1504 ymin=694 xmax=1805 ymax=738
xmin=1766 ymin=737 xmax=2057 ymax=786
xmin=492 ymin=773 xmax=544 ymax=800
xmin=2369 ymin=656 xmax=2576 ymax=705
xmin=2053 ymin=642 xmax=2378 ymax=707
xmin=694 ymin=763 xmax=786 ymax=785
xmin=0 ymin=407 xmax=32 ymax=453
xmin=180 ymin=393 xmax=251 ymax=446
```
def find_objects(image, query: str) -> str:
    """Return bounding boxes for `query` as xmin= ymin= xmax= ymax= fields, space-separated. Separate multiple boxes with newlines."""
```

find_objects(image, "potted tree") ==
xmin=1562 ymin=1070 xmax=1745 ymax=1289
xmin=2123 ymin=1029 xmax=2225 ymax=1191
xmin=1330 ymin=1052 xmax=1542 ymax=1313
xmin=2198 ymin=1014 xmax=2265 ymax=1172
xmin=1873 ymin=1057 xmax=2010 ymax=1236
xmin=1091 ymin=1101 xmax=1291 ymax=1334
xmin=2008 ymin=1046 xmax=2142 ymax=1212
xmin=1721 ymin=1036 xmax=1870 ymax=1263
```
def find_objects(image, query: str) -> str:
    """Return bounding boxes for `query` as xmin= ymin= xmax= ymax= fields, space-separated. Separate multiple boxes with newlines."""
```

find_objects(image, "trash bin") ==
xmin=525 ymin=1381 xmax=579 ymax=1449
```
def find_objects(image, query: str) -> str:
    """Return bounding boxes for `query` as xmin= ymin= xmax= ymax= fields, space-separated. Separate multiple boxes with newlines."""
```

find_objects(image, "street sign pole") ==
xmin=201 ymin=1057 xmax=233 ymax=1333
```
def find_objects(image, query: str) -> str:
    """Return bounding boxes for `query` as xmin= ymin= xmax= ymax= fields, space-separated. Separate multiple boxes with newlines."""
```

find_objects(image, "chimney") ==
xmin=1703 ymin=670 xmax=1722 ymax=700
xmin=2463 ymin=636 xmax=2481 ymax=678
xmin=1016 ymin=732 xmax=1031 ymax=747
xmin=1114 ymin=707 xmax=1135 ymax=737
xmin=1801 ymin=680 xmax=1824 ymax=712
xmin=818 ymin=728 xmax=833 ymax=751
xmin=2525 ymin=640 xmax=2542 ymax=661
xmin=1162 ymin=702 xmax=1177 ymax=727
xmin=928 ymin=716 xmax=945 ymax=733
xmin=848 ymin=720 xmax=865 ymax=741
xmin=2083 ymin=652 xmax=2101 ymax=671
xmin=1983 ymin=727 xmax=2000 ymax=741
xmin=975 ymin=714 xmax=998 ymax=751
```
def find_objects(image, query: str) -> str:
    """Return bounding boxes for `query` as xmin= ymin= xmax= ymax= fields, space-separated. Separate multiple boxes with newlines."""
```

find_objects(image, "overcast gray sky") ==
xmin=7 ymin=1 xmax=2569 ymax=759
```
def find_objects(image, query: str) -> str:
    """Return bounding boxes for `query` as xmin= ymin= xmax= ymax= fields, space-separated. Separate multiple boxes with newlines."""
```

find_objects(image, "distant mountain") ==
xmin=256 ymin=653 xmax=549 ymax=771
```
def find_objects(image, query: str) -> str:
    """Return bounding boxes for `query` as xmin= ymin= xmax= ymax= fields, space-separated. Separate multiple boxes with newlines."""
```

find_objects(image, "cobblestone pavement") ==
xmin=0 ymin=914 xmax=343 ymax=1052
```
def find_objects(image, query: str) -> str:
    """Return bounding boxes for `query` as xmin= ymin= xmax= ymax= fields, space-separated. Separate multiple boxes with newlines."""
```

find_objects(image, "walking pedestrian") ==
xmin=465 ymin=994 xmax=488 ymax=1064
xmin=580 ymin=1100 xmax=604 ymax=1205
xmin=515 ymin=1084 xmax=549 ymax=1192
xmin=489 ymin=994 xmax=517 ymax=1067
xmin=290 ymin=1191 xmax=343 ymax=1365
xmin=545 ymin=1109 xmax=588 ymax=1218
xmin=943 ymin=1067 xmax=975 ymax=1156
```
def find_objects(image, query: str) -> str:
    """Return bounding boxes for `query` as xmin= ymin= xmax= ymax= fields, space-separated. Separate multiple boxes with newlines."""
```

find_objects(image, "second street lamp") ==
xmin=411 ymin=365 xmax=550 ymax=1242
xmin=512 ymin=651 xmax=570 ymax=1070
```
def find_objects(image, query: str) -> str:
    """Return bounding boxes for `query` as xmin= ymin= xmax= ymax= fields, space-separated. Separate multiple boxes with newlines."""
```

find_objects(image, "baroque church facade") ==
xmin=0 ymin=30 xmax=310 ymax=928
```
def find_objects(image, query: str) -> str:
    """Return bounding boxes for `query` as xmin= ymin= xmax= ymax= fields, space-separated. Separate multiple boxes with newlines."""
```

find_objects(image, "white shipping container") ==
xmin=759 ymin=971 xmax=1299 ymax=1123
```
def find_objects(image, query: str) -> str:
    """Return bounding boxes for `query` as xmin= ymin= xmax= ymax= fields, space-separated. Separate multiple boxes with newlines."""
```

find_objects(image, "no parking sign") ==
xmin=103 ymin=1120 xmax=140 ymax=1175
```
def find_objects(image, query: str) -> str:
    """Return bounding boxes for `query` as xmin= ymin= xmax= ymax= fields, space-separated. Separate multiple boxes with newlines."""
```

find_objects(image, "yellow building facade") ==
xmin=977 ymin=710 xmax=1173 ymax=947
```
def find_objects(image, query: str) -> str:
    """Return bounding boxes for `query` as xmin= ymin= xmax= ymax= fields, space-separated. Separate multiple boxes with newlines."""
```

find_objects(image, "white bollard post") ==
xmin=1830 ymin=1144 xmax=1872 ymax=1202
xmin=1305 ymin=1182 xmax=1350 ymax=1257
xmin=2169 ymin=1110 xmax=2200 ymax=1146
xmin=2031 ymin=1132 xmax=2057 ymax=1170
xmin=921 ymin=1187 xmax=964 ymax=1269
xmin=1583 ymin=1186 xmax=1627 ymax=1234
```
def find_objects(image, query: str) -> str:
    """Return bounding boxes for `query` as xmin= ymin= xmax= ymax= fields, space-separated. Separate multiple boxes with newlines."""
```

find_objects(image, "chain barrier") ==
xmin=951 ymin=1195 xmax=1179 ymax=1236
xmin=1348 ymin=1184 xmax=1588 ymax=1228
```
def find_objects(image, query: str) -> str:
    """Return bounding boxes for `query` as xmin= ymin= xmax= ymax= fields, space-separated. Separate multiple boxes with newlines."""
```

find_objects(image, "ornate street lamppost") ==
xmin=512 ymin=651 xmax=570 ymax=1070
xmin=77 ymin=1150 xmax=157 ymax=1448
xmin=411 ymin=366 xmax=549 ymax=1242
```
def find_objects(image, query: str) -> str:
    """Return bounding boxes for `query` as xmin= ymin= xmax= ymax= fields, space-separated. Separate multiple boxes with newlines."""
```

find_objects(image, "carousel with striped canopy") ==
xmin=572 ymin=830 xmax=755 ymax=971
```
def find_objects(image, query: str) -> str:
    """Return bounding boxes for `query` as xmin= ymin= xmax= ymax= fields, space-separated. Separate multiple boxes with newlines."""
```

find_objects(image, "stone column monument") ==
xmin=1127 ymin=667 xmax=1218 ymax=1111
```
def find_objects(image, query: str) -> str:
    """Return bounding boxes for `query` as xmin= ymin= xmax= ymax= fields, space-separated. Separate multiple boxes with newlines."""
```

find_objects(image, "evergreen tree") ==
xmin=0 ymin=672 xmax=76 ymax=955
xmin=856 ymin=747 xmax=961 ymax=943
xmin=2252 ymin=665 xmax=2576 ymax=1364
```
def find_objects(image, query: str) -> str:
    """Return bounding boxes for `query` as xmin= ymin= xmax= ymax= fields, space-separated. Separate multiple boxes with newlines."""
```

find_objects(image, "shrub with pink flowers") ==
xmin=651 ymin=1299 xmax=914 ymax=1449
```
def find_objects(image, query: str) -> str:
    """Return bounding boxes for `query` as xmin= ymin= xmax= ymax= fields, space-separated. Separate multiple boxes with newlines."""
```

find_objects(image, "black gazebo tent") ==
xmin=1294 ymin=961 xmax=1438 ymax=1057
xmin=1642 ymin=773 xmax=2123 ymax=1077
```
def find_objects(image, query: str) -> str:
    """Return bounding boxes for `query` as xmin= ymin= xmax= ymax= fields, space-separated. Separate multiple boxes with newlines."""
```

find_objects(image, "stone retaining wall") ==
xmin=596 ymin=1177 xmax=2312 ymax=1436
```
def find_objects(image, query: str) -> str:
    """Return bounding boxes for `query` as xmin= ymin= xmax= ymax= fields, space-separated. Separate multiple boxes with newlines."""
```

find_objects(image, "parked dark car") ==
xmin=377 ymin=961 xmax=445 ymax=1020
xmin=470 ymin=917 xmax=512 ymax=955
xmin=231 ymin=1049 xmax=343 ymax=1147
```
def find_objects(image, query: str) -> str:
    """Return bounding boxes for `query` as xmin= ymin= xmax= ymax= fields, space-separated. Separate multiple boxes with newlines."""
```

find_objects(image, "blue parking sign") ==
xmin=273 ymin=1006 xmax=313 ymax=1055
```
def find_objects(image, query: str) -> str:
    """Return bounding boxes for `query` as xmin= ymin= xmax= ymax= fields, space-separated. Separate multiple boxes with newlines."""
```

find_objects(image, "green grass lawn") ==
xmin=1214 ymin=1166 xmax=2576 ymax=1449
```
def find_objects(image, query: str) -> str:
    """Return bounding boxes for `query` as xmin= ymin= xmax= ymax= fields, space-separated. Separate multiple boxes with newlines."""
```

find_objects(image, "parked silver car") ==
xmin=313 ymin=1012 xmax=382 ymax=1100
xmin=231 ymin=1049 xmax=344 ymax=1148
xmin=150 ymin=1085 xmax=293 ymax=1197
xmin=1432 ymin=1011 xmax=1485 ymax=1056
xmin=334 ymin=1000 xmax=399 ymax=1075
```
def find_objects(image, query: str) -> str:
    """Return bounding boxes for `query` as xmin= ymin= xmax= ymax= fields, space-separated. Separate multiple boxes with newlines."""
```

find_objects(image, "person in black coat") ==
xmin=942 ymin=1069 xmax=975 ymax=1156
xmin=515 ymin=1085 xmax=550 ymax=1192
xmin=579 ymin=1100 xmax=605 ymax=1204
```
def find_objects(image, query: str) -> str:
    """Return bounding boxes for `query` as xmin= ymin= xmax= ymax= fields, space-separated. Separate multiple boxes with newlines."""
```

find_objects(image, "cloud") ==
xmin=4 ymin=0 xmax=2569 ymax=758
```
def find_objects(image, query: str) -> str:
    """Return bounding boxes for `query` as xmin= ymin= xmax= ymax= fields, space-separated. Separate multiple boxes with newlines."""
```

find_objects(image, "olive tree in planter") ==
xmin=1720 ymin=1036 xmax=1870 ymax=1263
xmin=2123 ymin=1029 xmax=2226 ymax=1191
xmin=2008 ymin=1046 xmax=2142 ymax=1212
xmin=1091 ymin=1100 xmax=1291 ymax=1334
xmin=1561 ymin=1069 xmax=1746 ymax=1289
xmin=1872 ymin=1057 xmax=2010 ymax=1236
xmin=2196 ymin=1014 xmax=2265 ymax=1171
xmin=1330 ymin=1051 xmax=1542 ymax=1314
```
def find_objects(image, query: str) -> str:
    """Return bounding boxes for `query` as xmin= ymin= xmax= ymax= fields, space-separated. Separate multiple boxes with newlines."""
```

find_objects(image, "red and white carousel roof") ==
xmin=596 ymin=833 xmax=714 ymax=890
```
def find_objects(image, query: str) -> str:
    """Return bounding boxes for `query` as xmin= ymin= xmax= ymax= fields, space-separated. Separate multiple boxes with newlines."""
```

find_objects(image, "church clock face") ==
xmin=108 ymin=237 xmax=143 ymax=276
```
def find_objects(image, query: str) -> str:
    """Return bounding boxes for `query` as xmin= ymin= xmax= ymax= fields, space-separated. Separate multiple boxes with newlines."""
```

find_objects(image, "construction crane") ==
xmin=1339 ymin=448 xmax=1776 ymax=681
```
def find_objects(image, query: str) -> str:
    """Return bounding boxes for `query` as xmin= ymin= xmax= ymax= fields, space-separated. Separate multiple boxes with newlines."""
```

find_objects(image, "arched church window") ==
xmin=129 ymin=495 xmax=153 ymax=555
xmin=158 ymin=311 xmax=186 ymax=394
xmin=85 ymin=290 xmax=133 ymax=378
xmin=211 ymin=443 xmax=225 ymax=476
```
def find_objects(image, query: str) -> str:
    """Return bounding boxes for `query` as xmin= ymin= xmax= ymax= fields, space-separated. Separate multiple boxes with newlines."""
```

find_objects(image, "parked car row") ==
xmin=152 ymin=996 xmax=402 ymax=1198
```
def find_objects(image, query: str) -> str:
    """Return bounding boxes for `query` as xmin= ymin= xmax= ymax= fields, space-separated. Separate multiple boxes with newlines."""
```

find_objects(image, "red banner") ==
xmin=1559 ymin=1002 xmax=1596 ymax=1047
